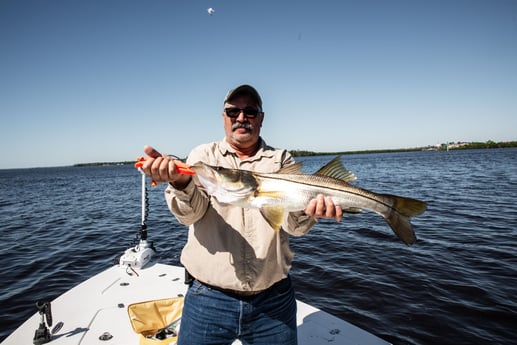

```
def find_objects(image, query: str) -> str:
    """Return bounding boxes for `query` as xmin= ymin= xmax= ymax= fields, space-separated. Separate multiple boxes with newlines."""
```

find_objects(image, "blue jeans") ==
xmin=178 ymin=277 xmax=297 ymax=345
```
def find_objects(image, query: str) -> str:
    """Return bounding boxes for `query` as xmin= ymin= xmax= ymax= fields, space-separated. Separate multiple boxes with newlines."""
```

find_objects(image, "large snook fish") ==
xmin=190 ymin=156 xmax=426 ymax=245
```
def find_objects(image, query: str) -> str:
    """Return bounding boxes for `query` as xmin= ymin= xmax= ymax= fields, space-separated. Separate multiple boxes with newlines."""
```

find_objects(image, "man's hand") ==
xmin=140 ymin=145 xmax=191 ymax=190
xmin=305 ymin=194 xmax=343 ymax=222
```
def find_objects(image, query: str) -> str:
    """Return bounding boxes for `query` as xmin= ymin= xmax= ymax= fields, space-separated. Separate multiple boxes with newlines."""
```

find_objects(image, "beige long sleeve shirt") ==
xmin=164 ymin=138 xmax=317 ymax=292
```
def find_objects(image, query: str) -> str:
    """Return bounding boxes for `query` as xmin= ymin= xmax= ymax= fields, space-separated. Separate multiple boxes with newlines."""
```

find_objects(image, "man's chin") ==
xmin=231 ymin=132 xmax=256 ymax=144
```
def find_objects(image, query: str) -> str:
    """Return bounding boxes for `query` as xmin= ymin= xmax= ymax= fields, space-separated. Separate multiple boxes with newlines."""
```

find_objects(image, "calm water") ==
xmin=1 ymin=149 xmax=516 ymax=344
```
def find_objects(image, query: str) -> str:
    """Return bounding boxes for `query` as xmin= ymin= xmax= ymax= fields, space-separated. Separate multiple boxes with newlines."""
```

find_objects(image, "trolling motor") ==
xmin=119 ymin=168 xmax=156 ymax=270
xmin=33 ymin=301 xmax=52 ymax=345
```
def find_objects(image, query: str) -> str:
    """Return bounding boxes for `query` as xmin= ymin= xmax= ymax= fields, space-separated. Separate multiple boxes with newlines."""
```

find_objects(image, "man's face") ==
xmin=223 ymin=94 xmax=263 ymax=150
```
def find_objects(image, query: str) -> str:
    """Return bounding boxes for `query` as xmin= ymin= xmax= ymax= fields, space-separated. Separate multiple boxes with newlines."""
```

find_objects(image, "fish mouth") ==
xmin=190 ymin=162 xmax=216 ymax=178
xmin=190 ymin=162 xmax=220 ymax=193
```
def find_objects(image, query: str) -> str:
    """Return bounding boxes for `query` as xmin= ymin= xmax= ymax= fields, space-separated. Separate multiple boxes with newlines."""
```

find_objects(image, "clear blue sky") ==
xmin=1 ymin=0 xmax=515 ymax=169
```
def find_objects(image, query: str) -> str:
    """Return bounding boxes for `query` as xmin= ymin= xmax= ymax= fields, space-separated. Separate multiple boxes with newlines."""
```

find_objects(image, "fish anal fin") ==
xmin=314 ymin=156 xmax=356 ymax=182
xmin=260 ymin=206 xmax=286 ymax=231
xmin=342 ymin=207 xmax=362 ymax=214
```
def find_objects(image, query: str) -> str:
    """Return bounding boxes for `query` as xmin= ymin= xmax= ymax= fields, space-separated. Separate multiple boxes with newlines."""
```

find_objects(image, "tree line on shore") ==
xmin=289 ymin=140 xmax=517 ymax=157
xmin=74 ymin=140 xmax=517 ymax=166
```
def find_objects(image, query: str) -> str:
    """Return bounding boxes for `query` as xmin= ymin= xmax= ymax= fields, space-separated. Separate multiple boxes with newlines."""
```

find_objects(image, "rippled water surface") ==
xmin=1 ymin=149 xmax=516 ymax=344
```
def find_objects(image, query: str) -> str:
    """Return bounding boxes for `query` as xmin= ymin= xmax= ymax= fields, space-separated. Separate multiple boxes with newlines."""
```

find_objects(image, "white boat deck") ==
xmin=2 ymin=262 xmax=390 ymax=345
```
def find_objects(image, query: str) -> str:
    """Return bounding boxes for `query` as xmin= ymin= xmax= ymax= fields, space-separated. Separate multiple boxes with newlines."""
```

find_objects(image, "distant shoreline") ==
xmin=73 ymin=140 xmax=517 ymax=167
xmin=289 ymin=140 xmax=517 ymax=157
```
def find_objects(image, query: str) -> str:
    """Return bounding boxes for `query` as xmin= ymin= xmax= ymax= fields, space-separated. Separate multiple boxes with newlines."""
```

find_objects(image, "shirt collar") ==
xmin=219 ymin=137 xmax=274 ymax=161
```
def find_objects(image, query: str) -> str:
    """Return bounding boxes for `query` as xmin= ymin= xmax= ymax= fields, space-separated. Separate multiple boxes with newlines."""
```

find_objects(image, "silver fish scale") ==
xmin=252 ymin=172 xmax=395 ymax=215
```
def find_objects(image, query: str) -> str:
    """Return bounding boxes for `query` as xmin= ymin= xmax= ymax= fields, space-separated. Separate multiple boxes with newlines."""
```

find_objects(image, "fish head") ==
xmin=190 ymin=162 xmax=258 ymax=203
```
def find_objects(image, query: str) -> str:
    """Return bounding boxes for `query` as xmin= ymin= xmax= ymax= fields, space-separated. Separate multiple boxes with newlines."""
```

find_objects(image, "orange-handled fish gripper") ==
xmin=134 ymin=157 xmax=196 ymax=175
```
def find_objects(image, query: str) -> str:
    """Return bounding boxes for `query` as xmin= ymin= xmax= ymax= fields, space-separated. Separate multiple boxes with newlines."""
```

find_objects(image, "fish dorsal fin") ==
xmin=314 ymin=156 xmax=356 ymax=182
xmin=276 ymin=162 xmax=303 ymax=174
xmin=260 ymin=205 xmax=286 ymax=231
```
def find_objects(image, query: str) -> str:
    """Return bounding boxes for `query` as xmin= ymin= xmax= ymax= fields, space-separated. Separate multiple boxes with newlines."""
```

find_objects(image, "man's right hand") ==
xmin=140 ymin=145 xmax=192 ymax=190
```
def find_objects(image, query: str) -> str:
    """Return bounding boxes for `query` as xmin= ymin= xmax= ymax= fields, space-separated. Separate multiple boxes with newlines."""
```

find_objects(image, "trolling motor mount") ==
xmin=33 ymin=301 xmax=52 ymax=345
xmin=119 ymin=167 xmax=156 ymax=269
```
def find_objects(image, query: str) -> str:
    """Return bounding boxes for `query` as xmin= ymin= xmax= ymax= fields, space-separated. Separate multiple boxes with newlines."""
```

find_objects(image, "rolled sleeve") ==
xmin=165 ymin=179 xmax=209 ymax=226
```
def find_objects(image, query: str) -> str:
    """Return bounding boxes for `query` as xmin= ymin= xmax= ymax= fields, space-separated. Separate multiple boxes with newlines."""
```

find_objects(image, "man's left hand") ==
xmin=305 ymin=194 xmax=343 ymax=222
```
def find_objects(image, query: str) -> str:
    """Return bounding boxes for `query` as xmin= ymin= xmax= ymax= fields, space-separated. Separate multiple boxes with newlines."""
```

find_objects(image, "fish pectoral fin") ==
xmin=260 ymin=206 xmax=286 ymax=231
xmin=256 ymin=190 xmax=285 ymax=199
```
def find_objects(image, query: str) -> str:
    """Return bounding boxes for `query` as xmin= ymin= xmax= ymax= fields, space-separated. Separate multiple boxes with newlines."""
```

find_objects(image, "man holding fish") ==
xmin=140 ymin=84 xmax=426 ymax=345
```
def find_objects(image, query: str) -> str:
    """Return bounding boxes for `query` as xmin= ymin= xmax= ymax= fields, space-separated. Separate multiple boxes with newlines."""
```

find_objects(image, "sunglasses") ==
xmin=224 ymin=107 xmax=261 ymax=119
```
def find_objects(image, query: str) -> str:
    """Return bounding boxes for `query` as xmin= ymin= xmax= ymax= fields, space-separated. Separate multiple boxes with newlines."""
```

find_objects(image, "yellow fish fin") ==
xmin=260 ymin=205 xmax=286 ymax=231
xmin=314 ymin=156 xmax=356 ymax=182
xmin=342 ymin=207 xmax=362 ymax=214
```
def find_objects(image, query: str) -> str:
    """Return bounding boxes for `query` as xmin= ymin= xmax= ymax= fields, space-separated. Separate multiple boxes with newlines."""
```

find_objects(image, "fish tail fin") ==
xmin=384 ymin=196 xmax=427 ymax=245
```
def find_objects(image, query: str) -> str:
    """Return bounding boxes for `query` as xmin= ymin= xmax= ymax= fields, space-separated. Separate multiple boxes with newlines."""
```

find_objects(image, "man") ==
xmin=141 ymin=84 xmax=342 ymax=345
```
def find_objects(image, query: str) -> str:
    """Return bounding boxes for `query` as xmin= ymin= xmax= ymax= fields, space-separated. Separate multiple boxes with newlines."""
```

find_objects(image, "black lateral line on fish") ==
xmin=256 ymin=172 xmax=397 ymax=211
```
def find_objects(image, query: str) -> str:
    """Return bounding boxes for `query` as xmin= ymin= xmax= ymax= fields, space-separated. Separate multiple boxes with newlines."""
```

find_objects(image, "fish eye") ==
xmin=224 ymin=170 xmax=242 ymax=182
